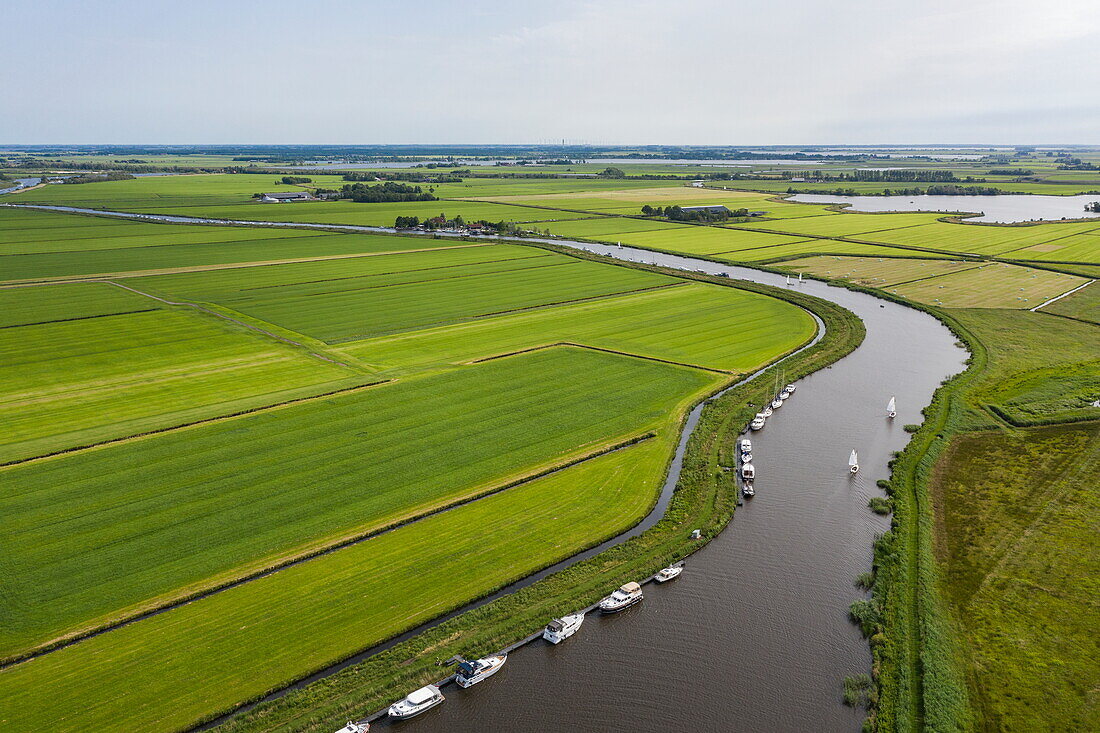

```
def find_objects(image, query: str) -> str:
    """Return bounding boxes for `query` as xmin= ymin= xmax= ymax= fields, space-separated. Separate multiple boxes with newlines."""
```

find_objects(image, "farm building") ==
xmin=261 ymin=192 xmax=313 ymax=203
xmin=680 ymin=205 xmax=732 ymax=215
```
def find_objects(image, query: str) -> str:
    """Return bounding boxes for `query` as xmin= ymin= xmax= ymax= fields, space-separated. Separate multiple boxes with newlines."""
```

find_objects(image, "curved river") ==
xmin=1 ymin=204 xmax=967 ymax=732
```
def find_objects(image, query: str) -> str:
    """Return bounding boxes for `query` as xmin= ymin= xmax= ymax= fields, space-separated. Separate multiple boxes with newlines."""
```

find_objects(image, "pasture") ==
xmin=933 ymin=423 xmax=1099 ymax=731
xmin=1039 ymin=280 xmax=1099 ymax=323
xmin=865 ymin=220 xmax=1100 ymax=256
xmin=738 ymin=211 xmax=942 ymax=238
xmin=337 ymin=282 xmax=817 ymax=376
xmin=889 ymin=262 xmax=1087 ymax=309
xmin=773 ymin=255 xmax=981 ymax=287
xmin=0 ymin=302 xmax=359 ymax=465
xmin=1006 ymin=228 xmax=1100 ymax=263
xmin=134 ymin=246 xmax=678 ymax=342
xmin=0 ymin=346 xmax=719 ymax=660
xmin=0 ymin=437 xmax=675 ymax=733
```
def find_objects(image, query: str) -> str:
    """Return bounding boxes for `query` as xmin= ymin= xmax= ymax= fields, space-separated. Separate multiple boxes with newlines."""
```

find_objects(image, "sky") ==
xmin=3 ymin=0 xmax=1098 ymax=144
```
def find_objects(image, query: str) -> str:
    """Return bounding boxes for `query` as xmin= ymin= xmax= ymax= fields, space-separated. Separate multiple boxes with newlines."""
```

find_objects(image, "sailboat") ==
xmin=798 ymin=272 xmax=804 ymax=284
xmin=785 ymin=274 xmax=791 ymax=285
xmin=849 ymin=450 xmax=860 ymax=474
xmin=887 ymin=396 xmax=897 ymax=419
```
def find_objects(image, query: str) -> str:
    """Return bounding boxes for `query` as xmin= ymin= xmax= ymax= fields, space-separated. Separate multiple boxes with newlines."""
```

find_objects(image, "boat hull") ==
xmin=456 ymin=655 xmax=507 ymax=688
xmin=388 ymin=697 xmax=443 ymax=720
xmin=599 ymin=594 xmax=643 ymax=614
xmin=543 ymin=615 xmax=584 ymax=644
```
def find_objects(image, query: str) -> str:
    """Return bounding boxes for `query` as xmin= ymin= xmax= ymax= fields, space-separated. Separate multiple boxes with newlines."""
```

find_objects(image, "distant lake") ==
xmin=789 ymin=193 xmax=1100 ymax=224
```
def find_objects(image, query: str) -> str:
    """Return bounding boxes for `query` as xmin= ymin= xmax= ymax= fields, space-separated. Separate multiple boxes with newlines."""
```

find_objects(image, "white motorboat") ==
xmin=739 ymin=438 xmax=752 ymax=454
xmin=741 ymin=452 xmax=753 ymax=464
xmin=599 ymin=582 xmax=643 ymax=613
xmin=455 ymin=654 xmax=507 ymax=688
xmin=388 ymin=685 xmax=444 ymax=720
xmin=887 ymin=396 xmax=897 ymax=419
xmin=849 ymin=450 xmax=860 ymax=474
xmin=785 ymin=383 xmax=797 ymax=393
xmin=750 ymin=415 xmax=766 ymax=431
xmin=655 ymin=565 xmax=683 ymax=583
xmin=543 ymin=614 xmax=584 ymax=644
xmin=335 ymin=721 xmax=370 ymax=733
xmin=742 ymin=483 xmax=755 ymax=497
xmin=741 ymin=463 xmax=755 ymax=480
xmin=779 ymin=390 xmax=791 ymax=401
xmin=771 ymin=398 xmax=783 ymax=409
xmin=762 ymin=406 xmax=773 ymax=418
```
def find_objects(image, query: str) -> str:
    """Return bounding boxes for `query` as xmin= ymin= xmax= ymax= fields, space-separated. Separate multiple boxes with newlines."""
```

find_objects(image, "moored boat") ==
xmin=739 ymin=438 xmax=752 ymax=454
xmin=742 ymin=483 xmax=755 ymax=497
xmin=388 ymin=685 xmax=444 ymax=720
xmin=655 ymin=565 xmax=683 ymax=583
xmin=779 ymin=389 xmax=791 ymax=401
xmin=771 ymin=397 xmax=783 ymax=409
xmin=785 ymin=383 xmax=797 ymax=393
xmin=456 ymin=654 xmax=507 ymax=688
xmin=599 ymin=581 xmax=643 ymax=613
xmin=750 ymin=415 xmax=766 ymax=431
xmin=762 ymin=406 xmax=773 ymax=418
xmin=543 ymin=613 xmax=584 ymax=644
xmin=741 ymin=452 xmax=753 ymax=464
xmin=741 ymin=463 xmax=755 ymax=480
xmin=335 ymin=721 xmax=370 ymax=733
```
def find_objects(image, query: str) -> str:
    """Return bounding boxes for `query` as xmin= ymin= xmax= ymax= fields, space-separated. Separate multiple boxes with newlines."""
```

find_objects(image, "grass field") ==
xmin=865 ymin=220 xmax=1100 ymax=256
xmin=0 ymin=301 xmax=361 ymax=464
xmin=736 ymin=211 xmax=941 ymax=238
xmin=932 ymin=422 xmax=1100 ymax=731
xmin=1006 ymin=228 xmax=1100 ymax=263
xmin=0 ymin=436 xmax=678 ymax=733
xmin=1039 ymin=280 xmax=1099 ymax=323
xmin=133 ymin=246 xmax=678 ymax=342
xmin=774 ymin=255 xmax=981 ymax=286
xmin=0 ymin=346 xmax=721 ymax=660
xmin=0 ymin=281 xmax=153 ymax=326
xmin=337 ymin=282 xmax=817 ymax=376
xmin=889 ymin=262 xmax=1087 ymax=308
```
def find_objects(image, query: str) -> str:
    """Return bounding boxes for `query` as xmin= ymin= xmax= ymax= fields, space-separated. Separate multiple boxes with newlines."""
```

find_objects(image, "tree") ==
xmin=598 ymin=167 xmax=626 ymax=178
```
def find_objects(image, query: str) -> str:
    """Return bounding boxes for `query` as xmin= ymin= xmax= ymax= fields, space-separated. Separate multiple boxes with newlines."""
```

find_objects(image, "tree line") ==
xmin=640 ymin=204 xmax=748 ymax=222
xmin=338 ymin=181 xmax=438 ymax=203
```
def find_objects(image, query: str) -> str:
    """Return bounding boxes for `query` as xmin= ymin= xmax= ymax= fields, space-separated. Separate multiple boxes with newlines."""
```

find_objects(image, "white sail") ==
xmin=798 ymin=272 xmax=803 ymax=283
xmin=887 ymin=396 xmax=896 ymax=413
xmin=785 ymin=274 xmax=791 ymax=285
xmin=849 ymin=450 xmax=859 ymax=467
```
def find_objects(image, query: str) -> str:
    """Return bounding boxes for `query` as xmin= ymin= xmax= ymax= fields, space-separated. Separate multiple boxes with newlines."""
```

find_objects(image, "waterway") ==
xmin=0 ymin=204 xmax=968 ymax=732
xmin=790 ymin=192 xmax=1100 ymax=223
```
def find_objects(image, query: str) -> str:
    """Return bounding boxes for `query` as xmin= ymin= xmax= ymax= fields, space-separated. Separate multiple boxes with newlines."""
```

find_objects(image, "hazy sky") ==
xmin=4 ymin=0 xmax=1098 ymax=144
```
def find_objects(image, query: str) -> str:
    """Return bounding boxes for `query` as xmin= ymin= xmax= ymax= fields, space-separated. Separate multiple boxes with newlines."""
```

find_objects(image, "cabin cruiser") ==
xmin=742 ymin=483 xmax=755 ymax=497
xmin=762 ymin=406 xmax=773 ymax=418
xmin=655 ymin=565 xmax=683 ymax=583
xmin=779 ymin=389 xmax=791 ymax=401
xmin=388 ymin=685 xmax=444 ymax=719
xmin=785 ymin=383 xmax=797 ymax=394
xmin=739 ymin=438 xmax=752 ymax=454
xmin=741 ymin=463 xmax=755 ymax=481
xmin=771 ymin=397 xmax=783 ymax=409
xmin=456 ymin=654 xmax=507 ymax=688
xmin=599 ymin=582 xmax=643 ymax=613
xmin=849 ymin=450 xmax=860 ymax=474
xmin=750 ymin=413 xmax=766 ymax=431
xmin=543 ymin=614 xmax=584 ymax=644
xmin=335 ymin=721 xmax=370 ymax=733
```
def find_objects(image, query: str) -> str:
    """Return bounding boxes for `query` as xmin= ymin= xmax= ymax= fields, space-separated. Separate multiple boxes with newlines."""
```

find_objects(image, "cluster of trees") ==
xmin=597 ymin=167 xmax=626 ymax=178
xmin=640 ymin=204 xmax=748 ymax=222
xmin=988 ymin=168 xmax=1034 ymax=176
xmin=279 ymin=176 xmax=312 ymax=184
xmin=342 ymin=171 xmax=463 ymax=183
xmin=786 ymin=184 xmax=1005 ymax=196
xmin=785 ymin=170 xmax=966 ymax=183
xmin=62 ymin=172 xmax=135 ymax=184
xmin=338 ymin=181 xmax=438 ymax=203
xmin=1058 ymin=159 xmax=1098 ymax=171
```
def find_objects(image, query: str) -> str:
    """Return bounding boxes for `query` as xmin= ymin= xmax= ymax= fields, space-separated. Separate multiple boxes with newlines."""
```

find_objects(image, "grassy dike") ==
xmin=215 ymin=256 xmax=866 ymax=733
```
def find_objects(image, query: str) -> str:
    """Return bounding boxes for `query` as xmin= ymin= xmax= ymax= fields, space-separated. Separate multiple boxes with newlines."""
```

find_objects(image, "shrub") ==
xmin=868 ymin=497 xmax=893 ymax=515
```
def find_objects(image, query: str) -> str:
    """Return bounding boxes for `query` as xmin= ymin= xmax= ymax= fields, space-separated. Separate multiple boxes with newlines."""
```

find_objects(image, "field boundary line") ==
xmin=1030 ymin=278 xmax=1093 ymax=311
xmin=0 ymin=432 xmax=656 ymax=670
xmin=467 ymin=341 xmax=735 ymax=375
xmin=0 ymin=379 xmax=391 ymax=470
xmin=299 ymin=259 xmax=579 ymax=297
xmin=0 ymin=308 xmax=157 ymax=330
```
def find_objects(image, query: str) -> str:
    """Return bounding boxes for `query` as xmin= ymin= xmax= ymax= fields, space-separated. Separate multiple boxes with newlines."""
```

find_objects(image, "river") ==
xmin=0 ymin=204 xmax=967 ymax=732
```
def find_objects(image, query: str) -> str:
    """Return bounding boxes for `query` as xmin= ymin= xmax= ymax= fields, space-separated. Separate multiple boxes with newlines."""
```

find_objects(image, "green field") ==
xmin=0 ymin=301 xmax=360 ymax=464
xmin=866 ymin=220 xmax=1100 ymax=256
xmin=933 ymin=423 xmax=1099 ymax=731
xmin=1039 ymin=281 xmax=1099 ymax=323
xmin=774 ymin=255 xmax=981 ymax=286
xmin=0 ymin=346 xmax=722 ymax=660
xmin=337 ymin=282 xmax=817 ymax=376
xmin=0 ymin=436 xmax=676 ymax=733
xmin=133 ymin=245 xmax=678 ymax=342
